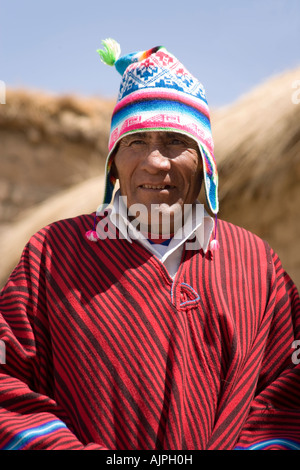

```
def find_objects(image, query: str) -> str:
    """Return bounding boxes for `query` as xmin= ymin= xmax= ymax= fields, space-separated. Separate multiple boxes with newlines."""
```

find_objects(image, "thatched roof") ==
xmin=0 ymin=89 xmax=114 ymax=223
xmin=0 ymin=176 xmax=105 ymax=287
xmin=0 ymin=88 xmax=114 ymax=143
xmin=211 ymin=66 xmax=300 ymax=288
xmin=212 ymin=67 xmax=300 ymax=202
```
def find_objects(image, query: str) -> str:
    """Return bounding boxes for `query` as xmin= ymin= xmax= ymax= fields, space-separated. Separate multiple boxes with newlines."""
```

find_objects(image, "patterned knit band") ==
xmin=97 ymin=39 xmax=219 ymax=215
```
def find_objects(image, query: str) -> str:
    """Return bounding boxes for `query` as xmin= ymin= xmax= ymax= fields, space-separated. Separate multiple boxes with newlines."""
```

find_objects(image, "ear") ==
xmin=110 ymin=161 xmax=118 ymax=179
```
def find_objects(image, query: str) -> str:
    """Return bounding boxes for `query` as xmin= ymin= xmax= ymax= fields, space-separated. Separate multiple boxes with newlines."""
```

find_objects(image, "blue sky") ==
xmin=1 ymin=0 xmax=300 ymax=107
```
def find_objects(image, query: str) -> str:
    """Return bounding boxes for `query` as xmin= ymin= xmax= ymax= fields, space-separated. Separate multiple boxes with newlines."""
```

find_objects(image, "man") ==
xmin=0 ymin=39 xmax=299 ymax=450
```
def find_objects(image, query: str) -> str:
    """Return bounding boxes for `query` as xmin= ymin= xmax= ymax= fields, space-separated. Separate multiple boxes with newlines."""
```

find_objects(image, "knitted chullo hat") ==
xmin=86 ymin=38 xmax=219 ymax=249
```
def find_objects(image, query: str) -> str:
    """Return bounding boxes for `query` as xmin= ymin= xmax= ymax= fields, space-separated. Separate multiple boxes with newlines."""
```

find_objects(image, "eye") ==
xmin=168 ymin=137 xmax=187 ymax=146
xmin=130 ymin=139 xmax=146 ymax=145
xmin=127 ymin=137 xmax=147 ymax=147
xmin=167 ymin=134 xmax=198 ymax=151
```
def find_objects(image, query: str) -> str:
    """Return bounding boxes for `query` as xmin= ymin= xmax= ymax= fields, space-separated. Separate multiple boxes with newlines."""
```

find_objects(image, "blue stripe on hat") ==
xmin=111 ymin=98 xmax=211 ymax=132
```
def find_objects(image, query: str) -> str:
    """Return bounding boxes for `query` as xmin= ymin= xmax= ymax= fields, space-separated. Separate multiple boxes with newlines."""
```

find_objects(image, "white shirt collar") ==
xmin=109 ymin=190 xmax=214 ymax=262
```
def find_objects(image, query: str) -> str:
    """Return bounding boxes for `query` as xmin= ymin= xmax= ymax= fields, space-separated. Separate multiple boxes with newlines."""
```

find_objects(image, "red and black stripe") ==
xmin=0 ymin=214 xmax=299 ymax=449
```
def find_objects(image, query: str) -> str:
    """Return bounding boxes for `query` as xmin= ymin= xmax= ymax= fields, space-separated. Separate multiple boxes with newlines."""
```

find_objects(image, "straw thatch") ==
xmin=0 ymin=88 xmax=114 ymax=223
xmin=211 ymin=67 xmax=300 ymax=288
xmin=0 ymin=176 xmax=105 ymax=287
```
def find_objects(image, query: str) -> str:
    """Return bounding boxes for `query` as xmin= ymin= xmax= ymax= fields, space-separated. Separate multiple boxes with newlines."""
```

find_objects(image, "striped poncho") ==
xmin=0 ymin=213 xmax=299 ymax=450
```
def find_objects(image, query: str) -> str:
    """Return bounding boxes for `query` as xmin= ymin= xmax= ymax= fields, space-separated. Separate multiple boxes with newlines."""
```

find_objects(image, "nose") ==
xmin=141 ymin=144 xmax=171 ymax=173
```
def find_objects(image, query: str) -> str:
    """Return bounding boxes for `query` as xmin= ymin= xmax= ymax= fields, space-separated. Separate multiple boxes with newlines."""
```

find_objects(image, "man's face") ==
xmin=113 ymin=131 xmax=203 ymax=233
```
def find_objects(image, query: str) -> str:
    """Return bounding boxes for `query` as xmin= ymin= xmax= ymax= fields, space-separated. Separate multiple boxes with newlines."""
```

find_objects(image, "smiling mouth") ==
xmin=140 ymin=184 xmax=175 ymax=190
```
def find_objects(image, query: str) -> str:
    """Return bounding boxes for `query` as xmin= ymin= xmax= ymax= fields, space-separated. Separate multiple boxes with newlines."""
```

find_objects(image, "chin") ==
xmin=148 ymin=202 xmax=184 ymax=235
